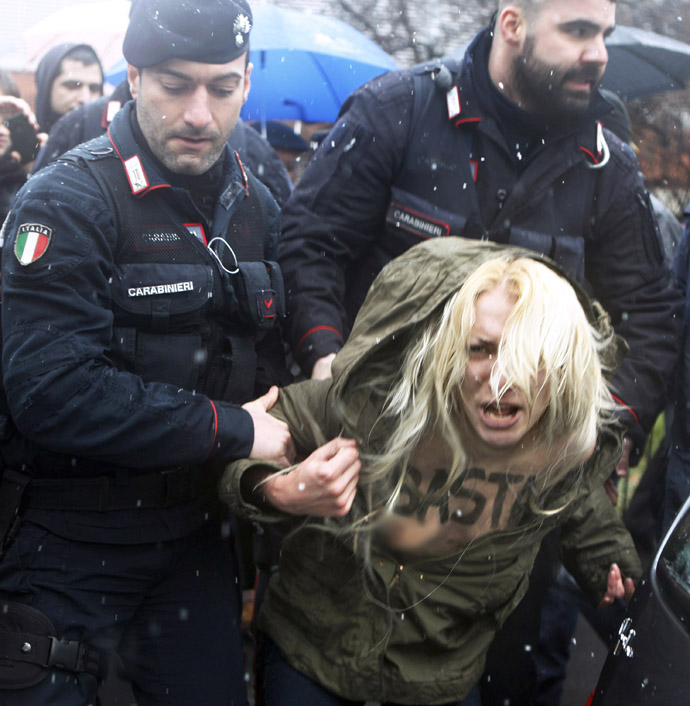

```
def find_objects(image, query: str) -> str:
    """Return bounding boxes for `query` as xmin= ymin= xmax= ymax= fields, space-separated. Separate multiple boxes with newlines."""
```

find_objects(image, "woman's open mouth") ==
xmin=481 ymin=402 xmax=520 ymax=426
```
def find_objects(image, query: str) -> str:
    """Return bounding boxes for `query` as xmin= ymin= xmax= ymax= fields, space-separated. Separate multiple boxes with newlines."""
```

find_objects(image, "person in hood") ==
xmin=276 ymin=0 xmax=681 ymax=701
xmin=33 ymin=43 xmax=103 ymax=134
xmin=278 ymin=0 xmax=680 ymax=465
xmin=221 ymin=237 xmax=640 ymax=706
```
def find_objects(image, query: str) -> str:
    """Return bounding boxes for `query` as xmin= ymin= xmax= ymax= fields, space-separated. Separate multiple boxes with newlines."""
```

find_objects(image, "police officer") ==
xmin=32 ymin=78 xmax=294 ymax=208
xmin=0 ymin=1 xmax=294 ymax=704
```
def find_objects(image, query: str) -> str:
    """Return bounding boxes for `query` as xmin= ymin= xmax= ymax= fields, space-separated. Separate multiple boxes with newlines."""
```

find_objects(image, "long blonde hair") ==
xmin=343 ymin=255 xmax=615 ymax=554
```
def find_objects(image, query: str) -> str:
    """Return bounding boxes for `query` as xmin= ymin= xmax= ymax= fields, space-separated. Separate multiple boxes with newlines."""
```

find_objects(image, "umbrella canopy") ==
xmin=105 ymin=4 xmax=398 ymax=123
xmin=23 ymin=0 xmax=131 ymax=72
xmin=243 ymin=5 xmax=398 ymax=122
xmin=600 ymin=25 xmax=690 ymax=101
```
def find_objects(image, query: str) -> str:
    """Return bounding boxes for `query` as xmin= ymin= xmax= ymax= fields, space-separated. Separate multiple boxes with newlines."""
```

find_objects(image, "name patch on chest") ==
xmin=133 ymin=229 xmax=184 ymax=252
xmin=386 ymin=202 xmax=450 ymax=240
xmin=127 ymin=281 xmax=195 ymax=297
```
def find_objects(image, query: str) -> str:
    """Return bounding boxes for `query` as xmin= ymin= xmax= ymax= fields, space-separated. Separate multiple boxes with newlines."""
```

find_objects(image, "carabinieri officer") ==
xmin=0 ymin=1 xmax=295 ymax=704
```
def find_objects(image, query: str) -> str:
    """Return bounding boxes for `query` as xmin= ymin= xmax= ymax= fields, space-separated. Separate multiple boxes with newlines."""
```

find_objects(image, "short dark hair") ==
xmin=63 ymin=45 xmax=101 ymax=68
xmin=498 ymin=0 xmax=615 ymax=19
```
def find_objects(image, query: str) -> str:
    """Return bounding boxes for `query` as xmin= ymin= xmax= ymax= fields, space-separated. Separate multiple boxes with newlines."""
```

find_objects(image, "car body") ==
xmin=588 ymin=493 xmax=690 ymax=704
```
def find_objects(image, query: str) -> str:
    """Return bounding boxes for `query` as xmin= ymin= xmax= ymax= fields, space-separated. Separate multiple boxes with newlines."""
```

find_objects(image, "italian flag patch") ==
xmin=15 ymin=223 xmax=52 ymax=266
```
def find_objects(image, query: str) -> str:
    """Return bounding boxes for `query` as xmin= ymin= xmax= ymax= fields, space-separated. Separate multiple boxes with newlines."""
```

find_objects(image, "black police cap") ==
xmin=123 ymin=0 xmax=253 ymax=68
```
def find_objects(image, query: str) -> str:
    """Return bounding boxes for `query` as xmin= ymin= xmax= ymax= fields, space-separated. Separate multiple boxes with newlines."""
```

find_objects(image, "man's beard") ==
xmin=512 ymin=36 xmax=604 ymax=118
xmin=155 ymin=134 xmax=224 ymax=176
xmin=136 ymin=102 xmax=225 ymax=176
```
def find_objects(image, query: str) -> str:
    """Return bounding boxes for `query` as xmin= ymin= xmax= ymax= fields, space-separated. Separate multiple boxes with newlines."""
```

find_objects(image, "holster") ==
xmin=0 ymin=601 xmax=104 ymax=688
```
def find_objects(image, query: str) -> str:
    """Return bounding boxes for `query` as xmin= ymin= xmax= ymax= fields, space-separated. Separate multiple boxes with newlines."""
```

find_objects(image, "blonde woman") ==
xmin=222 ymin=237 xmax=640 ymax=706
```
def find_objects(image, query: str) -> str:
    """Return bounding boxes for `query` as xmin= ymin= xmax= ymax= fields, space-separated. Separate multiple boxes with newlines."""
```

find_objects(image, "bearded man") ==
xmin=276 ymin=0 xmax=682 ymax=703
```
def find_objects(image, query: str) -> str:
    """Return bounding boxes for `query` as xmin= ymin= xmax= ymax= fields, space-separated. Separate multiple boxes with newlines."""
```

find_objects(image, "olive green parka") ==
xmin=220 ymin=237 xmax=641 ymax=705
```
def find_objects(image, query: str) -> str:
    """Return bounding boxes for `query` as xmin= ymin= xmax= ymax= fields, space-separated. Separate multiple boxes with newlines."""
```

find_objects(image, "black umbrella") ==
xmin=601 ymin=25 xmax=690 ymax=100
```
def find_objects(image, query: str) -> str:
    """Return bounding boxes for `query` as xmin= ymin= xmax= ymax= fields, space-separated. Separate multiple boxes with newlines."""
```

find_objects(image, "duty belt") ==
xmin=25 ymin=467 xmax=206 ymax=512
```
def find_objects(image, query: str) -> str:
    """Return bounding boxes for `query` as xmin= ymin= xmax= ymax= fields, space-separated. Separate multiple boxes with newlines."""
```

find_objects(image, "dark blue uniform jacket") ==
xmin=279 ymin=29 xmax=682 ymax=451
xmin=1 ymin=103 xmax=281 ymax=541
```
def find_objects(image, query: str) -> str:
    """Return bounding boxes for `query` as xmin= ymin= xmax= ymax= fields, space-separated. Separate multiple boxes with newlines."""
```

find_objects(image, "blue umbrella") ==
xmin=104 ymin=56 xmax=128 ymax=87
xmin=243 ymin=5 xmax=398 ymax=123
xmin=105 ymin=4 xmax=398 ymax=123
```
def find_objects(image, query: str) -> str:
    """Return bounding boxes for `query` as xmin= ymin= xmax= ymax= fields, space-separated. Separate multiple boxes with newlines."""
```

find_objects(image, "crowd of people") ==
xmin=0 ymin=0 xmax=687 ymax=705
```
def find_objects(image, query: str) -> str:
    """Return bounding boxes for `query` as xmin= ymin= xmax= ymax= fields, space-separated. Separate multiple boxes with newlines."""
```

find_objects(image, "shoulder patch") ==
xmin=14 ymin=223 xmax=53 ymax=266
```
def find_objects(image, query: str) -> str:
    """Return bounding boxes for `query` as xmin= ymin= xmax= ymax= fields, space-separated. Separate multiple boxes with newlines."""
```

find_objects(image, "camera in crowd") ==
xmin=3 ymin=113 xmax=40 ymax=164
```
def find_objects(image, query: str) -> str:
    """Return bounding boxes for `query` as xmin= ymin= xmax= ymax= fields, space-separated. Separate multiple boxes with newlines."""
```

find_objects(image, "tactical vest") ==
xmin=345 ymin=60 xmax=601 ymax=322
xmin=61 ymin=137 xmax=284 ymax=406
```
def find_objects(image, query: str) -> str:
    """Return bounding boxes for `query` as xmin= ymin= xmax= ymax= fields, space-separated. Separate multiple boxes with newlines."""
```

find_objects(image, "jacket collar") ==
xmin=450 ymin=28 xmax=616 ymax=164
xmin=106 ymin=101 xmax=248 ymax=201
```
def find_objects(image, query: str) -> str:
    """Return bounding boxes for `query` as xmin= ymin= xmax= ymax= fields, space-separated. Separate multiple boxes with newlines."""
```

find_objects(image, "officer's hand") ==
xmin=260 ymin=437 xmax=360 ymax=517
xmin=242 ymin=386 xmax=295 ymax=468
xmin=598 ymin=563 xmax=635 ymax=609
xmin=311 ymin=353 xmax=336 ymax=380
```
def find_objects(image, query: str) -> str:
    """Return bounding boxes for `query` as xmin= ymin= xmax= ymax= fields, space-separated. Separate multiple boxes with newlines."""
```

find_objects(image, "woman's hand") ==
xmin=598 ymin=562 xmax=635 ymax=609
xmin=261 ymin=437 xmax=360 ymax=517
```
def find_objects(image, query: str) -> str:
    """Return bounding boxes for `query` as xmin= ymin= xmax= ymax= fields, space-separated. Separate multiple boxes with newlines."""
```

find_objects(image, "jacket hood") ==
xmin=330 ymin=237 xmax=627 ymax=439
xmin=35 ymin=43 xmax=103 ymax=133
